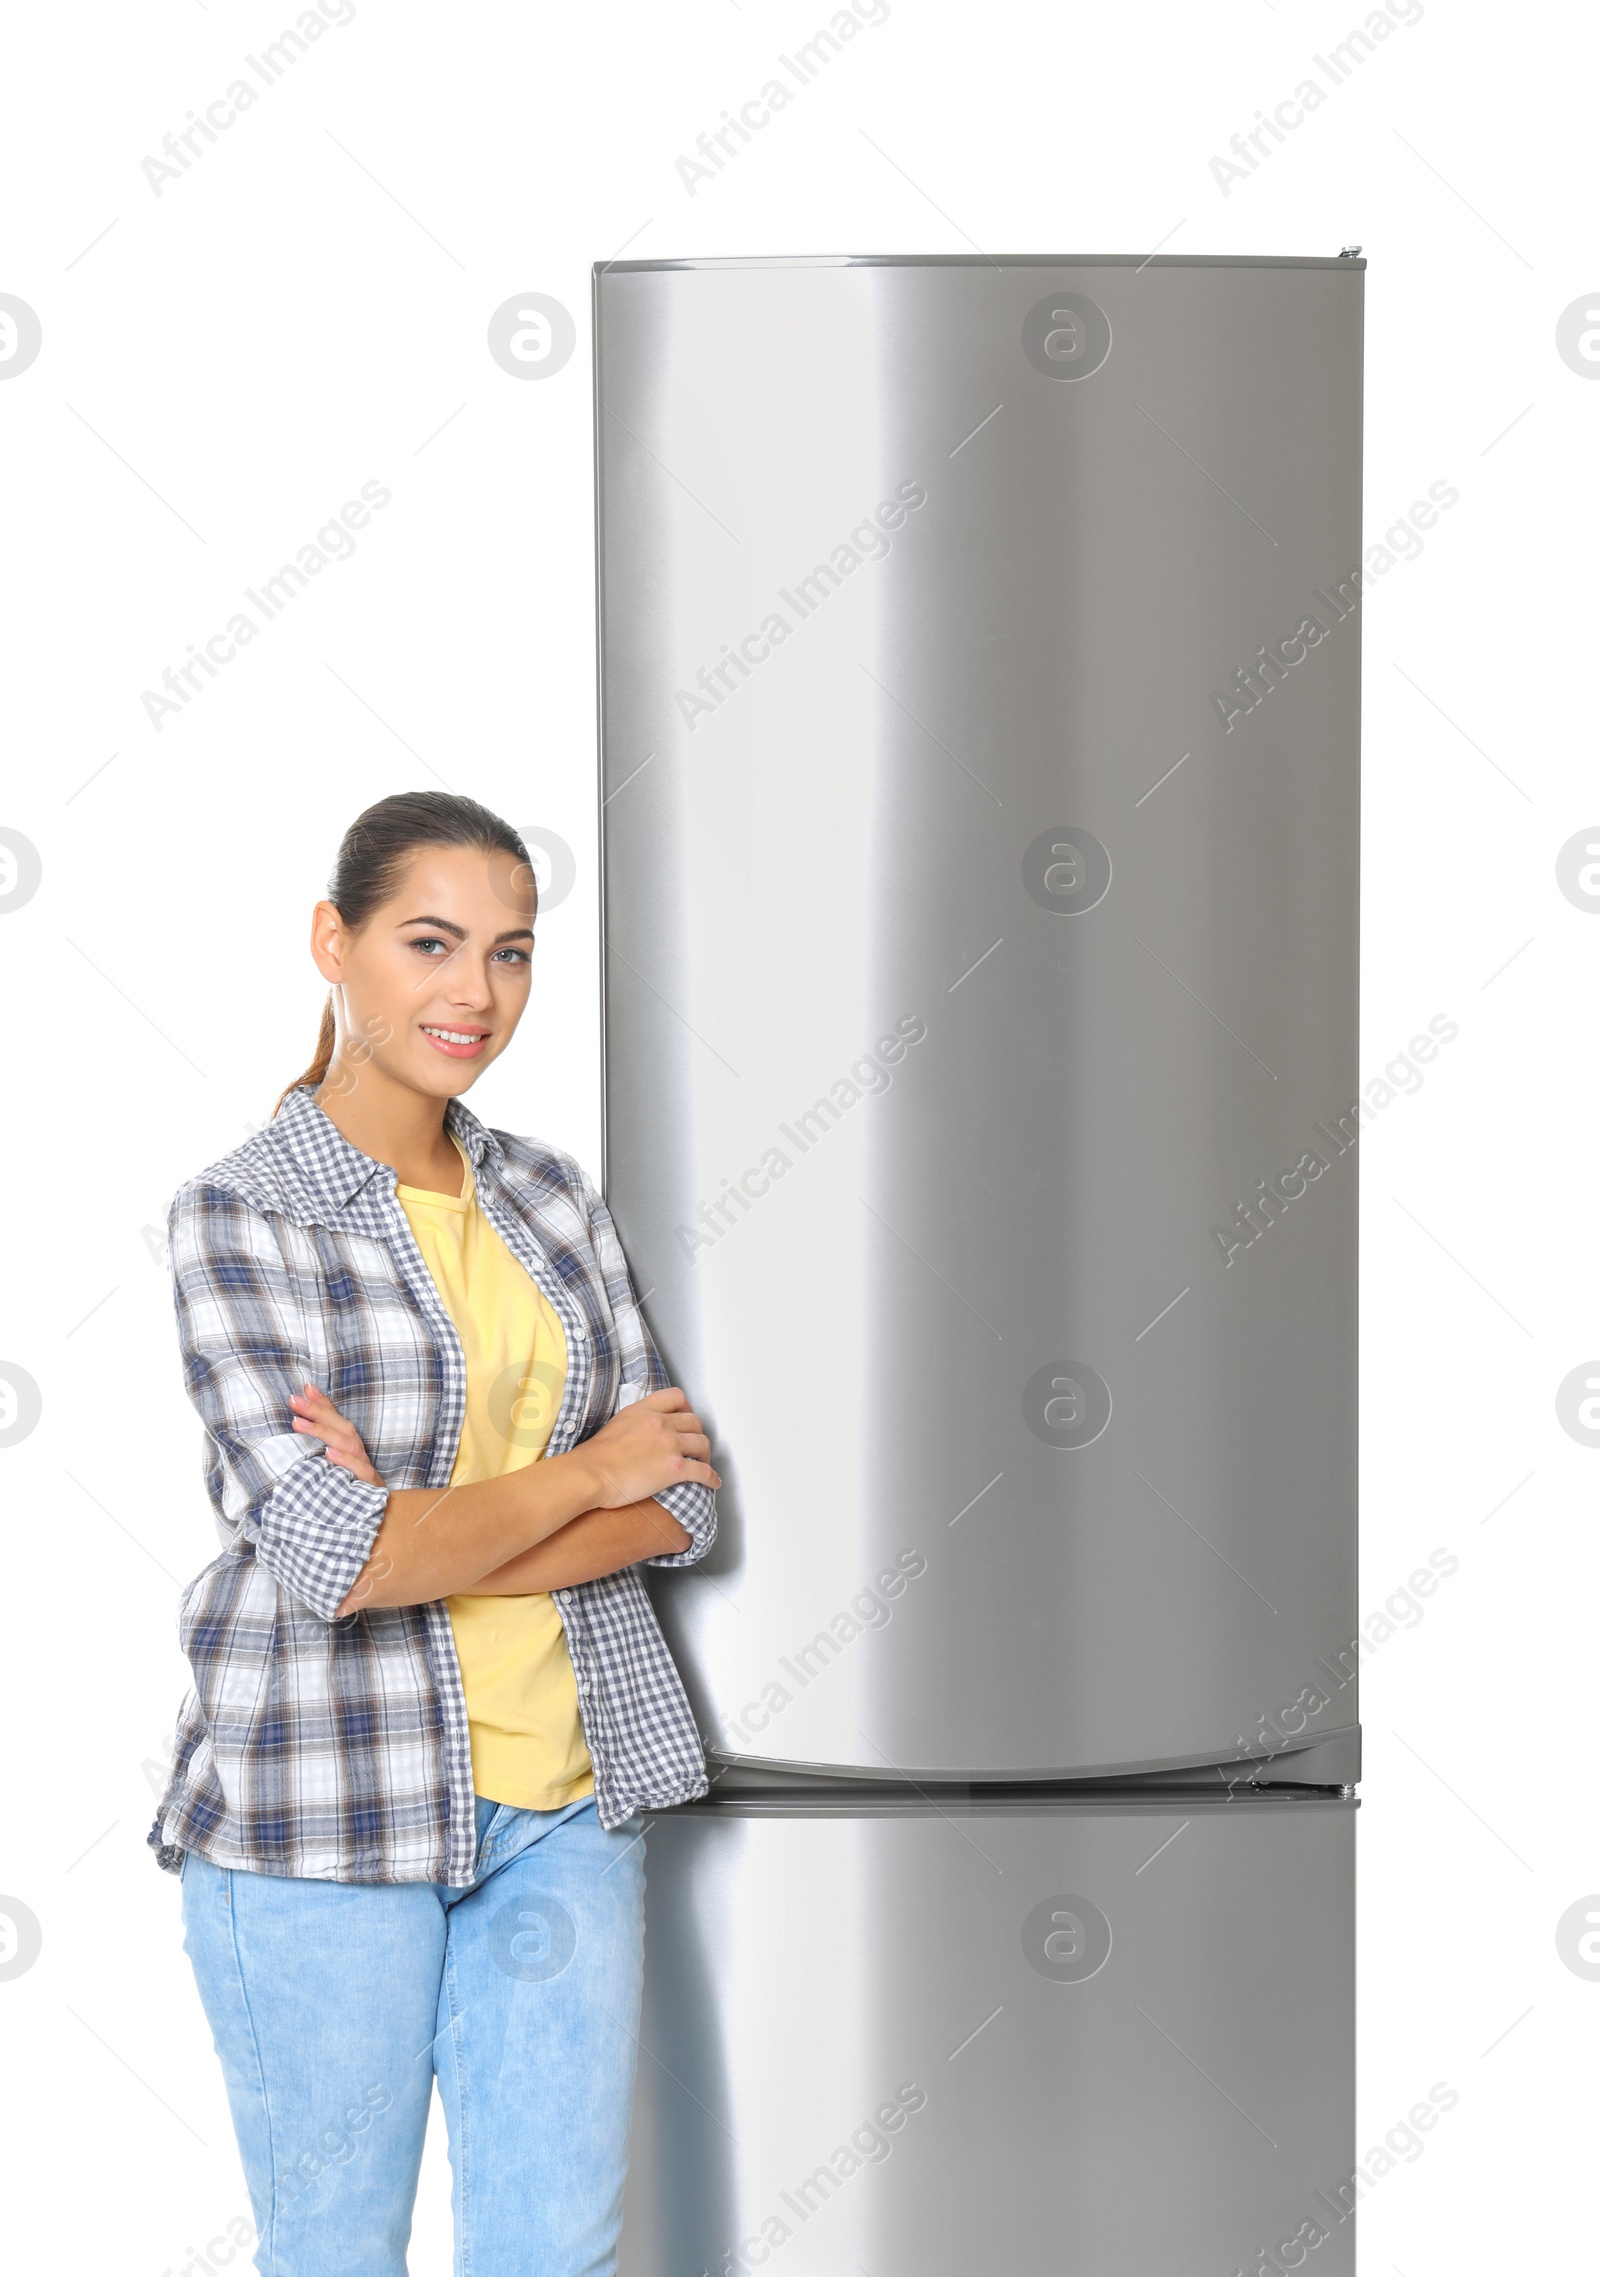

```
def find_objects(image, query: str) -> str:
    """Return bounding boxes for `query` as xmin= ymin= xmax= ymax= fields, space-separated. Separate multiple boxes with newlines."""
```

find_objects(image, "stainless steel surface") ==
xmin=595 ymin=256 xmax=1362 ymax=1780
xmin=620 ymin=1795 xmax=1356 ymax=2277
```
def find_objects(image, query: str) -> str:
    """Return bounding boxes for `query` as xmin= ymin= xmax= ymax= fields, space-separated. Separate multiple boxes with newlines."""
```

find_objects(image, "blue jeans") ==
xmin=180 ymin=1795 xmax=646 ymax=2276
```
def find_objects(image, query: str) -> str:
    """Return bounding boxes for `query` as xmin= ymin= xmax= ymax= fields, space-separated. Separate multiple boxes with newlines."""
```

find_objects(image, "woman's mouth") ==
xmin=420 ymin=1024 xmax=490 ymax=1059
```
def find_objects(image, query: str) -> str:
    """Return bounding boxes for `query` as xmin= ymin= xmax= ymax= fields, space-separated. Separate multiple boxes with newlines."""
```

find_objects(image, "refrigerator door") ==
xmin=620 ymin=1793 xmax=1356 ymax=2277
xmin=596 ymin=256 xmax=1361 ymax=1779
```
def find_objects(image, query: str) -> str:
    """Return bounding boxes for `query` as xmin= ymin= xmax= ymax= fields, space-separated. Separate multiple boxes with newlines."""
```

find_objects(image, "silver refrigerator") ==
xmin=593 ymin=254 xmax=1363 ymax=2276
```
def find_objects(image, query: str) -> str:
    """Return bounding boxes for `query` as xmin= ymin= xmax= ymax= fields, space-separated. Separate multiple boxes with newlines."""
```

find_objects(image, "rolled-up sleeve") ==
xmin=572 ymin=1162 xmax=718 ymax=1568
xmin=169 ymin=1181 xmax=390 ymax=1620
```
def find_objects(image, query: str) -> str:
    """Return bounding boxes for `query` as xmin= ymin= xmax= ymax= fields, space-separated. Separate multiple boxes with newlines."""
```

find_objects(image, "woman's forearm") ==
xmin=337 ymin=1447 xmax=607 ymax=1614
xmin=462 ymin=1497 xmax=690 ymax=1595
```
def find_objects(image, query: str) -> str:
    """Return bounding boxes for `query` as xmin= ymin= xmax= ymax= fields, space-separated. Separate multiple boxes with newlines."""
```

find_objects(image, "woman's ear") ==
xmin=310 ymin=898 xmax=346 ymax=986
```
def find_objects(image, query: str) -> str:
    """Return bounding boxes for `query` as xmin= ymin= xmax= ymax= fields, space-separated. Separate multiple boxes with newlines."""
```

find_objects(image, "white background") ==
xmin=0 ymin=1 xmax=1591 ymax=2270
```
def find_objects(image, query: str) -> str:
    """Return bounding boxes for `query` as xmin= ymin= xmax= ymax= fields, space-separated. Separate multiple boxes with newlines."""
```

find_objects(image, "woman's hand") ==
xmin=580 ymin=1386 xmax=721 ymax=1509
xmin=289 ymin=1383 xmax=385 ymax=1487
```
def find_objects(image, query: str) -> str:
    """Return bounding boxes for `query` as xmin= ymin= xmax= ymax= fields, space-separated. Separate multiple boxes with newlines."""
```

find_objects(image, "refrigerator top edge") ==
xmin=593 ymin=251 xmax=1367 ymax=274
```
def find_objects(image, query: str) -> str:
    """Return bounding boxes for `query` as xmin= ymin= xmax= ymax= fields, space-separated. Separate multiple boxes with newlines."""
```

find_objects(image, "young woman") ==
xmin=149 ymin=791 xmax=722 ymax=2277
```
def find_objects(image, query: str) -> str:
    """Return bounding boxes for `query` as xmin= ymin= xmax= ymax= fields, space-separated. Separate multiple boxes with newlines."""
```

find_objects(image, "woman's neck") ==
xmin=314 ymin=1060 xmax=466 ymax=1196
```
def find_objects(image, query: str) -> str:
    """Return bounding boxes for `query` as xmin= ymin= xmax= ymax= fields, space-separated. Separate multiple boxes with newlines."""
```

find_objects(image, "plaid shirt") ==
xmin=148 ymin=1084 xmax=716 ymax=1886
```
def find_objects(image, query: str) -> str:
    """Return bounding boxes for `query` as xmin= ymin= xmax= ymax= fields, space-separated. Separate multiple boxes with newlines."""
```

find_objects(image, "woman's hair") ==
xmin=275 ymin=790 xmax=532 ymax=1115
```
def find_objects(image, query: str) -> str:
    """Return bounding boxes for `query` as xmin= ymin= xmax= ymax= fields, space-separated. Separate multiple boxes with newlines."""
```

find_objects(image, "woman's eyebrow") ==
xmin=399 ymin=914 xmax=534 ymax=944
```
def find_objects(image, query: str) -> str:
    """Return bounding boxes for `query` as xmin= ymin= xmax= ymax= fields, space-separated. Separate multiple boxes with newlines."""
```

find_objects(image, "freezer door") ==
xmin=596 ymin=257 xmax=1361 ymax=1779
xmin=620 ymin=1796 xmax=1356 ymax=2277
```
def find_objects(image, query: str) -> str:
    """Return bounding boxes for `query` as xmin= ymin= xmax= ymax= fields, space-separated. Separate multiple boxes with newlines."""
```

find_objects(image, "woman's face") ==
xmin=311 ymin=843 xmax=537 ymax=1101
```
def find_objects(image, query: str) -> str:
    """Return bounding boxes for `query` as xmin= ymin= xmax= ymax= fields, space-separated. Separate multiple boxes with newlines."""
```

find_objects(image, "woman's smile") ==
xmin=420 ymin=1021 xmax=491 ymax=1058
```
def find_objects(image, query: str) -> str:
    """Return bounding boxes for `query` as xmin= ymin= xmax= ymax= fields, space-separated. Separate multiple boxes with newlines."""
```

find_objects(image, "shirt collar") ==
xmin=270 ymin=1084 xmax=505 ymax=1227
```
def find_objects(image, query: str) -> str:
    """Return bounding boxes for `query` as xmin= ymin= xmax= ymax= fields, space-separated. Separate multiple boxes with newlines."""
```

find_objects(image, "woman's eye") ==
xmin=404 ymin=936 xmax=528 ymax=965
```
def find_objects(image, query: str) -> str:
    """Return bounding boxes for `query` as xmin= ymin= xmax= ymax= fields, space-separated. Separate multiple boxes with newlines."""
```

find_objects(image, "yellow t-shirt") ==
xmin=395 ymin=1136 xmax=594 ymax=1812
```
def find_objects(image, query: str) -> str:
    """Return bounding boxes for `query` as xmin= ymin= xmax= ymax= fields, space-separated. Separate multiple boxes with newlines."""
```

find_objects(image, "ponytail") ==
xmin=273 ymin=790 xmax=532 ymax=1118
xmin=275 ymin=995 xmax=337 ymax=1117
